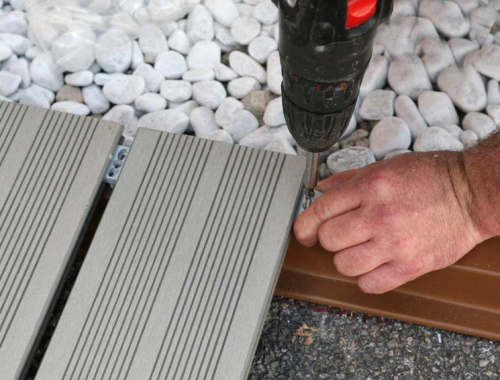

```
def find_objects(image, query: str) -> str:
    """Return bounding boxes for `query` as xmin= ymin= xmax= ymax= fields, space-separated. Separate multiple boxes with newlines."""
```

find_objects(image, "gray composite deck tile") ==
xmin=36 ymin=128 xmax=306 ymax=380
xmin=0 ymin=101 xmax=122 ymax=380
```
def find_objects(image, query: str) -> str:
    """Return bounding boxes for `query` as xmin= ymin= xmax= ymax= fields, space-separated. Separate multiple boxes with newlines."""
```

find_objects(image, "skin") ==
xmin=294 ymin=131 xmax=500 ymax=294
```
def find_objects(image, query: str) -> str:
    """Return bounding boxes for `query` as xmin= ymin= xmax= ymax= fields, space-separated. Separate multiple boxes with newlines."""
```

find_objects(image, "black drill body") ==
xmin=277 ymin=0 xmax=393 ymax=152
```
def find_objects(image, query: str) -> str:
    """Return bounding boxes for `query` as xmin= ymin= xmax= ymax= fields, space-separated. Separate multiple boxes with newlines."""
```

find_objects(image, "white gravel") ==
xmin=0 ymin=0 xmax=496 ymax=170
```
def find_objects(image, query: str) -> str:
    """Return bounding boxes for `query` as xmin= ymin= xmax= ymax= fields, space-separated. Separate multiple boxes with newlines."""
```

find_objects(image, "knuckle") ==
xmin=368 ymin=170 xmax=393 ymax=197
xmin=394 ymin=259 xmax=426 ymax=277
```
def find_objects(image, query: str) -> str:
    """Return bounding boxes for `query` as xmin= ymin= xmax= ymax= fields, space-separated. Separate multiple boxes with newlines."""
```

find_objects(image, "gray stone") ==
xmin=160 ymin=80 xmax=193 ymax=102
xmin=138 ymin=109 xmax=190 ymax=134
xmin=395 ymin=95 xmax=427 ymax=139
xmin=30 ymin=52 xmax=64 ymax=92
xmin=19 ymin=86 xmax=51 ymax=108
xmin=65 ymin=71 xmax=94 ymax=87
xmin=168 ymin=30 xmax=191 ymax=55
xmin=0 ymin=41 xmax=11 ymax=61
xmin=192 ymin=80 xmax=227 ymax=109
xmin=419 ymin=0 xmax=470 ymax=38
xmin=187 ymin=40 xmax=221 ymax=69
xmin=0 ymin=33 xmax=30 ymax=55
xmin=449 ymin=38 xmax=479 ymax=65
xmin=437 ymin=65 xmax=487 ymax=112
xmin=340 ymin=129 xmax=369 ymax=148
xmin=214 ymin=22 xmax=237 ymax=48
xmin=239 ymin=125 xmax=295 ymax=149
xmin=231 ymin=16 xmax=261 ymax=45
xmin=103 ymin=105 xmax=138 ymax=137
xmin=224 ymin=109 xmax=259 ymax=142
xmin=51 ymin=101 xmax=90 ymax=116
xmin=228 ymin=76 xmax=261 ymax=98
xmin=384 ymin=149 xmax=412 ymax=159
xmin=215 ymin=97 xmax=244 ymax=127
xmin=102 ymin=74 xmax=146 ymax=105
xmin=205 ymin=0 xmax=240 ymax=27
xmin=8 ymin=57 xmax=29 ymax=88
xmin=461 ymin=129 xmax=479 ymax=148
xmin=56 ymin=85 xmax=83 ymax=103
xmin=248 ymin=35 xmax=277 ymax=64
xmin=229 ymin=51 xmax=266 ymax=84
xmin=155 ymin=51 xmax=188 ymax=79
xmin=133 ymin=63 xmax=165 ymax=93
xmin=263 ymin=97 xmax=285 ymax=127
xmin=214 ymin=63 xmax=238 ymax=81
xmin=138 ymin=24 xmax=168 ymax=63
xmin=359 ymin=90 xmax=396 ymax=120
xmin=94 ymin=73 xmax=122 ymax=86
xmin=135 ymin=93 xmax=168 ymax=113
xmin=131 ymin=41 xmax=144 ymax=70
xmin=462 ymin=112 xmax=498 ymax=139
xmin=417 ymin=38 xmax=456 ymax=82
xmin=388 ymin=55 xmax=432 ymax=100
xmin=265 ymin=139 xmax=296 ymax=155
xmin=0 ymin=71 xmax=21 ymax=96
xmin=51 ymin=29 xmax=96 ymax=72
xmin=190 ymin=106 xmax=219 ymax=138
xmin=253 ymin=0 xmax=278 ymax=25
xmin=413 ymin=126 xmax=464 ymax=152
xmin=438 ymin=124 xmax=463 ymax=140
xmin=341 ymin=115 xmax=357 ymax=139
xmin=186 ymin=4 xmax=215 ymax=43
xmin=242 ymin=90 xmax=270 ymax=118
xmin=487 ymin=80 xmax=500 ymax=105
xmin=418 ymin=91 xmax=459 ymax=126
xmin=182 ymin=68 xmax=216 ymax=82
xmin=96 ymin=30 xmax=133 ymax=74
xmin=267 ymin=50 xmax=282 ymax=95
xmin=0 ymin=10 xmax=27 ymax=35
xmin=207 ymin=128 xmax=234 ymax=143
xmin=369 ymin=117 xmax=412 ymax=159
xmin=360 ymin=55 xmax=389 ymax=98
xmin=468 ymin=44 xmax=500 ymax=81
xmin=82 ymin=85 xmax=110 ymax=115
xmin=327 ymin=147 xmax=376 ymax=174
xmin=486 ymin=105 xmax=500 ymax=125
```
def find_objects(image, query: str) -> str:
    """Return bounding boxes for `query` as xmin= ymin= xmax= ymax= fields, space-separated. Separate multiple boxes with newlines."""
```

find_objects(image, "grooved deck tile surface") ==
xmin=0 ymin=101 xmax=122 ymax=379
xmin=37 ymin=129 xmax=306 ymax=380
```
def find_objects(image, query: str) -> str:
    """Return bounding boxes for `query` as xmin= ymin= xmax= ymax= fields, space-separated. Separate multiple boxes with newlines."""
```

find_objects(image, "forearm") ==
xmin=462 ymin=130 xmax=500 ymax=239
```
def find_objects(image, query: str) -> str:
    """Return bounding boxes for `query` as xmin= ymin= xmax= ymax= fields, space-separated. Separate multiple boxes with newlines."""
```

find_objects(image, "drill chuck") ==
xmin=277 ymin=0 xmax=393 ymax=153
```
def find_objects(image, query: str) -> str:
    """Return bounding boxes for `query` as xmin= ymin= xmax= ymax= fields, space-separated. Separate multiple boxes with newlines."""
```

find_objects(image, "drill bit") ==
xmin=303 ymin=152 xmax=320 ymax=209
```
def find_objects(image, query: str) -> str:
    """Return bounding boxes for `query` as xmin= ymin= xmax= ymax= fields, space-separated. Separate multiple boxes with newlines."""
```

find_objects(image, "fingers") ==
xmin=316 ymin=168 xmax=361 ymax=193
xmin=294 ymin=181 xmax=361 ymax=247
xmin=318 ymin=209 xmax=371 ymax=252
xmin=357 ymin=260 xmax=428 ymax=294
xmin=332 ymin=241 xmax=390 ymax=277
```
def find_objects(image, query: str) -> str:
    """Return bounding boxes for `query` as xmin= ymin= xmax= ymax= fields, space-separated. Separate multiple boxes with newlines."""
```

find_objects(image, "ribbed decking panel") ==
xmin=37 ymin=129 xmax=305 ymax=380
xmin=0 ymin=101 xmax=122 ymax=379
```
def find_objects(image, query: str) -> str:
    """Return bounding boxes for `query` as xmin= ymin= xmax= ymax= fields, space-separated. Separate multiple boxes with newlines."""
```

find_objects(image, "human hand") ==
xmin=294 ymin=151 xmax=486 ymax=294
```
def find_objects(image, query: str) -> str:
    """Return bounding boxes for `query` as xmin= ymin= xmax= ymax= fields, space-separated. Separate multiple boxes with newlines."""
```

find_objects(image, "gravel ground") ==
xmin=250 ymin=297 xmax=500 ymax=379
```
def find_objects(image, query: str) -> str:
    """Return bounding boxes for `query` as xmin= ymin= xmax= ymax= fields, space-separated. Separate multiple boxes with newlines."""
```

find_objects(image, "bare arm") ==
xmin=294 ymin=131 xmax=500 ymax=294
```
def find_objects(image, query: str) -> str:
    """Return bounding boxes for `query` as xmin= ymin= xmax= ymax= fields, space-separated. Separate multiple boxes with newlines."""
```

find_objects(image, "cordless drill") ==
xmin=277 ymin=0 xmax=393 ymax=207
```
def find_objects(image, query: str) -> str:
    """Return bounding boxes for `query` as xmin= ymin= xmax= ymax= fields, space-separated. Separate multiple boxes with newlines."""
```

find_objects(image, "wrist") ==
xmin=461 ymin=138 xmax=500 ymax=240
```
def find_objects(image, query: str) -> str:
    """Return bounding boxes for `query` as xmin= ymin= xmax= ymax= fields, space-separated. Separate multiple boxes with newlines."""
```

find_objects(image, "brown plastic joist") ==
xmin=276 ymin=237 xmax=500 ymax=341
